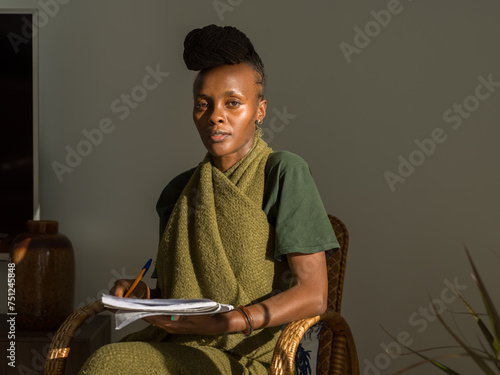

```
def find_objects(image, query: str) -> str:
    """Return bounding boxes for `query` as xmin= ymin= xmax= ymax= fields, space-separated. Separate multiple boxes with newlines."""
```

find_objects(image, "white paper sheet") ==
xmin=101 ymin=294 xmax=234 ymax=330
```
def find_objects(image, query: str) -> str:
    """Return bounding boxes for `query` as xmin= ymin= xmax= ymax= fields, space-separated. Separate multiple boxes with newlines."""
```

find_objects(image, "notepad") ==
xmin=101 ymin=294 xmax=234 ymax=330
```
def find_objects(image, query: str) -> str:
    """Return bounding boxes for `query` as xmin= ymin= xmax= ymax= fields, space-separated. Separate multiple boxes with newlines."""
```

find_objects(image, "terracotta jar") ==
xmin=10 ymin=220 xmax=75 ymax=330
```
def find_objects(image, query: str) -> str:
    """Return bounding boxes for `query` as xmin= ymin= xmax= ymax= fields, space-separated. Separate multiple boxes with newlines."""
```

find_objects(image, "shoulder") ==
xmin=263 ymin=151 xmax=337 ymax=260
xmin=266 ymin=150 xmax=310 ymax=175
xmin=163 ymin=167 xmax=197 ymax=192
xmin=156 ymin=167 xmax=196 ymax=210
xmin=262 ymin=150 xmax=317 ymax=219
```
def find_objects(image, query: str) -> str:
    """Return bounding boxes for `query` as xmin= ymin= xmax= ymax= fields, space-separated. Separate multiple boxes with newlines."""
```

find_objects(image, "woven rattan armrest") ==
xmin=44 ymin=300 xmax=105 ymax=375
xmin=270 ymin=309 xmax=359 ymax=375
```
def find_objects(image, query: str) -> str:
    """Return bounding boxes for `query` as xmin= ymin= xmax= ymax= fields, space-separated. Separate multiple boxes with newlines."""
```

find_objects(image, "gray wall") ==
xmin=1 ymin=0 xmax=499 ymax=374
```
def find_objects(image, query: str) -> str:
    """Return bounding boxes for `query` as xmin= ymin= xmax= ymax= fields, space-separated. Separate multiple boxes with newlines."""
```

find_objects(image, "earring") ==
xmin=255 ymin=119 xmax=264 ymax=138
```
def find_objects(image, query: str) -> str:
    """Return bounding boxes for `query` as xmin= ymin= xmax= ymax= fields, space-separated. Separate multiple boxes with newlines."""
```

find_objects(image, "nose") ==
xmin=208 ymin=103 xmax=225 ymax=125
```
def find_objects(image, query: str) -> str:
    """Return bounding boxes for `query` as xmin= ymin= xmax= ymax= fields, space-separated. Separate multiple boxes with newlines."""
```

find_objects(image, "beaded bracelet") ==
xmin=235 ymin=305 xmax=254 ymax=336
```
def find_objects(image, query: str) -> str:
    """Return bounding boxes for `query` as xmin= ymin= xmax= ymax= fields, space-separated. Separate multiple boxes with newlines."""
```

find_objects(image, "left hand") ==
xmin=144 ymin=311 xmax=235 ymax=335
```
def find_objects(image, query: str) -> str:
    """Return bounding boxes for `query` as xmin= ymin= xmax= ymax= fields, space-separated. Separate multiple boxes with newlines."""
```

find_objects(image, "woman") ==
xmin=80 ymin=24 xmax=338 ymax=374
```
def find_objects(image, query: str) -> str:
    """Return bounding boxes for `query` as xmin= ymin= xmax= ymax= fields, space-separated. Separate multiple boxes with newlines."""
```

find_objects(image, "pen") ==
xmin=124 ymin=258 xmax=152 ymax=298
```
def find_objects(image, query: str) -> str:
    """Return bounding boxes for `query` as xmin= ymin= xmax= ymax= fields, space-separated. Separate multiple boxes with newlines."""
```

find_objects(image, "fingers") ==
xmin=109 ymin=280 xmax=149 ymax=299
xmin=146 ymin=315 xmax=179 ymax=330
xmin=128 ymin=281 xmax=149 ymax=299
xmin=110 ymin=279 xmax=132 ymax=298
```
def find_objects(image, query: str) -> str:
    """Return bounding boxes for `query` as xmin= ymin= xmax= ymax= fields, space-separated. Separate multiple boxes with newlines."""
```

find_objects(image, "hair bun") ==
xmin=183 ymin=24 xmax=255 ymax=71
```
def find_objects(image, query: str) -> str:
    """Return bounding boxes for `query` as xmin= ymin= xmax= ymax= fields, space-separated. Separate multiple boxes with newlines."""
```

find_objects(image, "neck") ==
xmin=212 ymin=152 xmax=247 ymax=173
xmin=212 ymin=138 xmax=256 ymax=173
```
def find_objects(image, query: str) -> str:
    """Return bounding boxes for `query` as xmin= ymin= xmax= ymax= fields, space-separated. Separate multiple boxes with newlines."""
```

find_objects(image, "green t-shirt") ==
xmin=155 ymin=151 xmax=338 ymax=266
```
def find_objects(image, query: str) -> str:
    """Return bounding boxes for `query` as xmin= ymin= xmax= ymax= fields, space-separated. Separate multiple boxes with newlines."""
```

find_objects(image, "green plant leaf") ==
xmin=385 ymin=249 xmax=500 ymax=374
xmin=452 ymin=282 xmax=497 ymax=356
xmin=465 ymin=247 xmax=500 ymax=357
xmin=477 ymin=338 xmax=500 ymax=371
xmin=433 ymin=302 xmax=497 ymax=375
xmin=381 ymin=326 xmax=463 ymax=375
xmin=391 ymin=355 xmax=463 ymax=375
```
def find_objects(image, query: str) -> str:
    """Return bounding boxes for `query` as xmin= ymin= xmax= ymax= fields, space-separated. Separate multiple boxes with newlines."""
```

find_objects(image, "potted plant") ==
xmin=390 ymin=248 xmax=500 ymax=374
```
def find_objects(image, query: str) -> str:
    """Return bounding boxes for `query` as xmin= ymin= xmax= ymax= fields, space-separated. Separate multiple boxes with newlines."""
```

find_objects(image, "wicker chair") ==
xmin=44 ymin=215 xmax=358 ymax=375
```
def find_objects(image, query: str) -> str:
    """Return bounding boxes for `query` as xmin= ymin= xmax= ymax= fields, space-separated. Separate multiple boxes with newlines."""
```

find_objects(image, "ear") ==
xmin=257 ymin=99 xmax=267 ymax=122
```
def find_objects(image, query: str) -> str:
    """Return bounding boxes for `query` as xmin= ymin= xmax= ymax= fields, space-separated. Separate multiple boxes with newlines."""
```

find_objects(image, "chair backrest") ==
xmin=326 ymin=215 xmax=349 ymax=313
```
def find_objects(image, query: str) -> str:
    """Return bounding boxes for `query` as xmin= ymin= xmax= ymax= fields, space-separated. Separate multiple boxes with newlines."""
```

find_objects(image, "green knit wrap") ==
xmin=80 ymin=136 xmax=290 ymax=374
xmin=158 ymin=135 xmax=288 ymax=350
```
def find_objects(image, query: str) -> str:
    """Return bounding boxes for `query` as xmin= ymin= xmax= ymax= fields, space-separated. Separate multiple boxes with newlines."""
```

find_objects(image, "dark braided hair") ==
xmin=183 ymin=25 xmax=265 ymax=98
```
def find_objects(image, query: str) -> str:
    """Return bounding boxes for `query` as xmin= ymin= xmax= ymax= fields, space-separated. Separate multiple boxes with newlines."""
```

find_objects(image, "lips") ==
xmin=209 ymin=130 xmax=230 ymax=142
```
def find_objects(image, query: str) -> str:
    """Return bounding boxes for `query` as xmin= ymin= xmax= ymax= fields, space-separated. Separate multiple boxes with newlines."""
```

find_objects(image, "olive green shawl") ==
xmin=83 ymin=136 xmax=290 ymax=374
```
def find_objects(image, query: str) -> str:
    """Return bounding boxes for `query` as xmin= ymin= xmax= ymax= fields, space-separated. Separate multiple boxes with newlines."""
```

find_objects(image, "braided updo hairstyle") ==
xmin=183 ymin=25 xmax=265 ymax=98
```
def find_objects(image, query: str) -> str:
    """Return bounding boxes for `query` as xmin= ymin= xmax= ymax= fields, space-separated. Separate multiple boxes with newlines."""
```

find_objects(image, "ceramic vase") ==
xmin=10 ymin=220 xmax=75 ymax=330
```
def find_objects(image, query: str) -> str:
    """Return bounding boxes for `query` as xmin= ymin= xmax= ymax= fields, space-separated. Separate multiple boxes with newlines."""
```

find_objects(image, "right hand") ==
xmin=109 ymin=279 xmax=150 ymax=299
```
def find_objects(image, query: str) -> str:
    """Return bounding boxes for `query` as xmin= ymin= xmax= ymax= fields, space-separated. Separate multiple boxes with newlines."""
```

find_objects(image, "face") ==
xmin=192 ymin=63 xmax=266 ymax=172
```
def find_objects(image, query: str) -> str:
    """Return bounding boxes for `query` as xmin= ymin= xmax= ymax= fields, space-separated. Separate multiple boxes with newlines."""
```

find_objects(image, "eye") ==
xmin=195 ymin=101 xmax=209 ymax=110
xmin=227 ymin=100 xmax=241 ymax=107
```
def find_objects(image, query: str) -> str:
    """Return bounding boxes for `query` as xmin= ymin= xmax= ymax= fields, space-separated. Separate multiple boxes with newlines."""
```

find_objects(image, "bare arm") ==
xmin=144 ymin=251 xmax=328 ymax=335
xmin=246 ymin=251 xmax=328 ymax=329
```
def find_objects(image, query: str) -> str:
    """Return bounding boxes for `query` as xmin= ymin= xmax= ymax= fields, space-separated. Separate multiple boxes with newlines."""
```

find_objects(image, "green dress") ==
xmin=79 ymin=147 xmax=338 ymax=375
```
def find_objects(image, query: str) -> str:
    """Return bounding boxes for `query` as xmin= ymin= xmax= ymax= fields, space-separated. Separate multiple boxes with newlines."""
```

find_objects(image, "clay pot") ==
xmin=10 ymin=220 xmax=75 ymax=330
